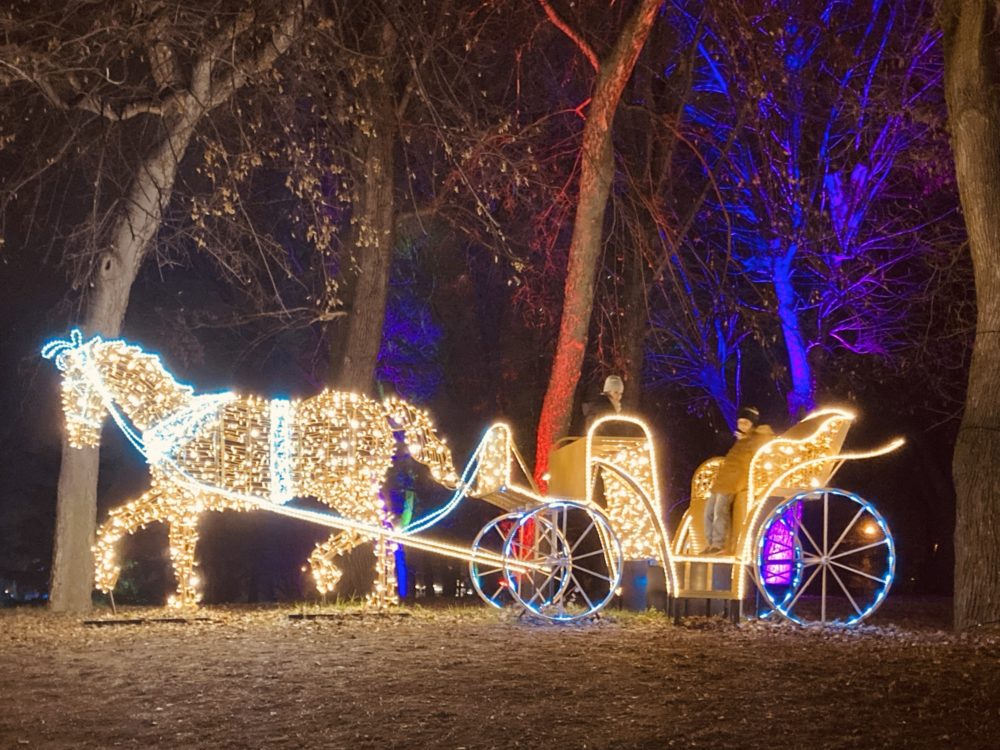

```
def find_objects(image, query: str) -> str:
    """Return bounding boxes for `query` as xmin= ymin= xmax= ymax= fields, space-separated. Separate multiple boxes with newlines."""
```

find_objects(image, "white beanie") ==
xmin=602 ymin=375 xmax=624 ymax=395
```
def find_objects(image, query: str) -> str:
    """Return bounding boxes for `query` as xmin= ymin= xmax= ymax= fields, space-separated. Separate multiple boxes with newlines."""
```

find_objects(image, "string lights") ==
xmin=671 ymin=407 xmax=902 ymax=608
xmin=43 ymin=331 xmax=900 ymax=625
xmin=584 ymin=416 xmax=676 ymax=591
xmin=43 ymin=331 xmax=460 ymax=609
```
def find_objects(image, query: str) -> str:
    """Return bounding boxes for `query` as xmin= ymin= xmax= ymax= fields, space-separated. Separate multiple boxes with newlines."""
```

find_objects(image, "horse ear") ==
xmin=41 ymin=328 xmax=89 ymax=372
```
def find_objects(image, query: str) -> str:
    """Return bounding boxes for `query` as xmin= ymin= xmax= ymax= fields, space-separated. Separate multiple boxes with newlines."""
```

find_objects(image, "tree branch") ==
xmin=205 ymin=0 xmax=313 ymax=109
xmin=537 ymin=0 xmax=599 ymax=72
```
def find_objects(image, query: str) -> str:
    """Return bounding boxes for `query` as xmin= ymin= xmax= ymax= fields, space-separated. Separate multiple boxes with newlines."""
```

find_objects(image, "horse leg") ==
xmin=164 ymin=489 xmax=252 ymax=609
xmin=93 ymin=489 xmax=169 ymax=595
xmin=370 ymin=507 xmax=399 ymax=609
xmin=308 ymin=530 xmax=365 ymax=596
xmin=166 ymin=512 xmax=201 ymax=609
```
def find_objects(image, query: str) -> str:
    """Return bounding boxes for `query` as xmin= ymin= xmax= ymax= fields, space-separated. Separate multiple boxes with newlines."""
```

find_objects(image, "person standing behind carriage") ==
xmin=703 ymin=406 xmax=774 ymax=553
xmin=582 ymin=375 xmax=625 ymax=427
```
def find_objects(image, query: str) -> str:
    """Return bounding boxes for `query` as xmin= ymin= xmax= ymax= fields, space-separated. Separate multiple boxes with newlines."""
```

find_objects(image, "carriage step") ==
xmin=674 ymin=554 xmax=738 ymax=563
xmin=673 ymin=590 xmax=742 ymax=600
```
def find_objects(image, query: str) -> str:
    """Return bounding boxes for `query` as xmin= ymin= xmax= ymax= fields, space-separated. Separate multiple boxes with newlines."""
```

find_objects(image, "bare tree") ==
xmin=941 ymin=0 xmax=1000 ymax=632
xmin=532 ymin=0 xmax=663 ymax=486
xmin=0 ymin=0 xmax=312 ymax=611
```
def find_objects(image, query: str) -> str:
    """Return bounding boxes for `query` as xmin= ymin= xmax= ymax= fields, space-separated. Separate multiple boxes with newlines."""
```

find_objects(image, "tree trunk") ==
xmin=772 ymin=250 xmax=814 ymax=418
xmin=533 ymin=0 xmax=662 ymax=487
xmin=329 ymin=19 xmax=398 ymax=596
xmin=49 ymin=119 xmax=197 ymax=612
xmin=941 ymin=0 xmax=1000 ymax=632
xmin=334 ymin=22 xmax=398 ymax=393
xmin=620 ymin=244 xmax=647 ymax=411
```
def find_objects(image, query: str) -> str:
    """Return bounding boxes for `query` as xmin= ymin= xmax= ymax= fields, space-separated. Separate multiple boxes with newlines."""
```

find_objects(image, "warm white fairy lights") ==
xmin=670 ymin=407 xmax=903 ymax=604
xmin=43 ymin=331 xmax=461 ymax=609
xmin=584 ymin=416 xmax=677 ymax=592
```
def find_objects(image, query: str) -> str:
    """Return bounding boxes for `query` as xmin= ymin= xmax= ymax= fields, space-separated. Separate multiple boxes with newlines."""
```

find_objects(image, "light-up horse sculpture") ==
xmin=43 ymin=330 xmax=460 ymax=608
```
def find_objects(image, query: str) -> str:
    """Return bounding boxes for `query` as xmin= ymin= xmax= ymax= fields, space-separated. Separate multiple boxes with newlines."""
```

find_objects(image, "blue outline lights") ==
xmin=755 ymin=488 xmax=895 ymax=626
xmin=269 ymin=399 xmax=295 ymax=504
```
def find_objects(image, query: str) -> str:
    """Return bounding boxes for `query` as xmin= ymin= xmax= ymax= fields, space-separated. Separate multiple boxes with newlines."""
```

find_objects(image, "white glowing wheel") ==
xmin=754 ymin=488 xmax=896 ymax=626
xmin=502 ymin=501 xmax=623 ymax=622
xmin=469 ymin=512 xmax=565 ymax=609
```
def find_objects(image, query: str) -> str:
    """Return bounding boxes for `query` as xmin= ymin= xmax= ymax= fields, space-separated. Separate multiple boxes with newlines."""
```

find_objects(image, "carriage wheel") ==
xmin=469 ymin=512 xmax=564 ymax=609
xmin=754 ymin=488 xmax=895 ymax=626
xmin=502 ymin=501 xmax=623 ymax=623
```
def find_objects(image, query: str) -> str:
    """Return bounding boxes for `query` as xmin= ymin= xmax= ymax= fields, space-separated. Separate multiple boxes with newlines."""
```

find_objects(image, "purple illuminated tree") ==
xmin=707 ymin=0 xmax=948 ymax=417
xmin=633 ymin=0 xmax=955 ymax=424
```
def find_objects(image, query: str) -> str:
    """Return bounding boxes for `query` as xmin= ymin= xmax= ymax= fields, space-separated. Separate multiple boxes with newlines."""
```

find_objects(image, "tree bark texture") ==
xmin=772 ymin=250 xmax=814 ymax=419
xmin=328 ymin=19 xmax=398 ymax=596
xmin=941 ymin=0 xmax=1000 ymax=631
xmin=533 ymin=0 xmax=662 ymax=487
xmin=49 ymin=0 xmax=311 ymax=612
xmin=333 ymin=38 xmax=398 ymax=393
xmin=50 ymin=119 xmax=196 ymax=612
xmin=620 ymin=244 xmax=647 ymax=411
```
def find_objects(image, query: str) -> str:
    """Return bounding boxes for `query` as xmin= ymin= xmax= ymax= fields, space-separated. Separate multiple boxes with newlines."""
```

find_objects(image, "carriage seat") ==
xmin=683 ymin=409 xmax=854 ymax=555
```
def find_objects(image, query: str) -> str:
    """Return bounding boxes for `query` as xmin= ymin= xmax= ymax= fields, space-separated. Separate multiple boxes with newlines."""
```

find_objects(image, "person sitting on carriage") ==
xmin=582 ymin=375 xmax=625 ymax=427
xmin=703 ymin=405 xmax=774 ymax=554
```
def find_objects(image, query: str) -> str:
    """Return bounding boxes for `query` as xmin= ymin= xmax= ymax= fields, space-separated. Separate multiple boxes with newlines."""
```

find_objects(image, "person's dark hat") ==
xmin=737 ymin=406 xmax=761 ymax=426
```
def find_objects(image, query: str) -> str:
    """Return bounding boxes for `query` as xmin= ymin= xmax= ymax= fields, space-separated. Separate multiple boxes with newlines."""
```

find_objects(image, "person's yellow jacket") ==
xmin=709 ymin=424 xmax=775 ymax=496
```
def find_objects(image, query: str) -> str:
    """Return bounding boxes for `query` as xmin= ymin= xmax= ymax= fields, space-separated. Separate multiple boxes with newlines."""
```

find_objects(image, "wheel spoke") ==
xmin=830 ymin=559 xmax=889 ymax=585
xmin=569 ymin=573 xmax=595 ymax=611
xmin=823 ymin=492 xmax=830 ymax=556
xmin=828 ymin=538 xmax=889 ymax=561
xmin=786 ymin=564 xmax=823 ymax=611
xmin=797 ymin=520 xmax=824 ymax=558
xmin=571 ymin=548 xmax=609 ymax=561
xmin=821 ymin=565 xmax=828 ymax=622
xmin=828 ymin=565 xmax=863 ymax=616
xmin=567 ymin=564 xmax=614 ymax=583
xmin=570 ymin=520 xmax=597 ymax=553
xmin=531 ymin=565 xmax=564 ymax=601
xmin=525 ymin=570 xmax=559 ymax=606
xmin=826 ymin=505 xmax=866 ymax=559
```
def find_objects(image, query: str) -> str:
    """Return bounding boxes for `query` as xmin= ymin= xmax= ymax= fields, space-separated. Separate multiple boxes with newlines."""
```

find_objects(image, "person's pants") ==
xmin=704 ymin=493 xmax=735 ymax=549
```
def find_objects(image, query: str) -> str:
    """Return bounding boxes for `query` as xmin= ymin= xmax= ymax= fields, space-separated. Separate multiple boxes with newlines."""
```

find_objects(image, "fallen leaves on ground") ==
xmin=0 ymin=597 xmax=997 ymax=749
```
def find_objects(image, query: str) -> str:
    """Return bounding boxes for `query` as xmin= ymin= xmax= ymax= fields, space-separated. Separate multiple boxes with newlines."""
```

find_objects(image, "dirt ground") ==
xmin=1 ymin=596 xmax=997 ymax=750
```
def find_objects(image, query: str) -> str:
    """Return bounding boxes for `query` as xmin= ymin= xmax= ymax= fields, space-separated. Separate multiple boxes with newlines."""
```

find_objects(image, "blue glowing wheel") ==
xmin=469 ymin=512 xmax=565 ymax=609
xmin=754 ymin=488 xmax=895 ymax=626
xmin=501 ymin=501 xmax=623 ymax=623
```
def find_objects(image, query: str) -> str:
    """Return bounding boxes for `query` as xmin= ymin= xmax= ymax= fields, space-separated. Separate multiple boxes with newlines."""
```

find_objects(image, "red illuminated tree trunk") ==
xmin=533 ymin=0 xmax=662 ymax=486
xmin=941 ymin=0 xmax=1000 ymax=632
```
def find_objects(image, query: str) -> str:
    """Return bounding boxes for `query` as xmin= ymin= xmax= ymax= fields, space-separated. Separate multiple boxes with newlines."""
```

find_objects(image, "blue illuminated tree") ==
xmin=708 ymin=0 xmax=947 ymax=417
xmin=636 ymin=0 xmax=954 ymax=423
xmin=375 ymin=241 xmax=443 ymax=403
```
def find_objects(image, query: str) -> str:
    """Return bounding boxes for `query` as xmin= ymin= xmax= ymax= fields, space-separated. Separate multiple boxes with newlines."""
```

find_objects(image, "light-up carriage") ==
xmin=535 ymin=408 xmax=902 ymax=625
xmin=43 ymin=331 xmax=898 ymax=625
